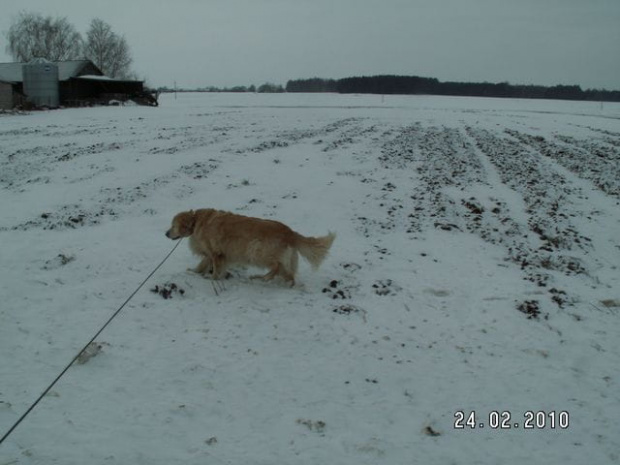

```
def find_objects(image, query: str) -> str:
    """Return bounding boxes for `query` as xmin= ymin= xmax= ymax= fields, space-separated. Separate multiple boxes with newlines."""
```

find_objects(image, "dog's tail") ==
xmin=294 ymin=232 xmax=336 ymax=270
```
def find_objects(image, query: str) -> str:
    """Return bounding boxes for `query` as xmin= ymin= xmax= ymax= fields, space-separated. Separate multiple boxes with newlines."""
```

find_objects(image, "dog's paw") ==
xmin=187 ymin=267 xmax=213 ymax=278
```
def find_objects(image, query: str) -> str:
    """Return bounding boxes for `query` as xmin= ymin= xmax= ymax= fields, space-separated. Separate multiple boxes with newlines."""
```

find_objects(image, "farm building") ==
xmin=0 ymin=59 xmax=157 ymax=109
xmin=0 ymin=79 xmax=25 ymax=109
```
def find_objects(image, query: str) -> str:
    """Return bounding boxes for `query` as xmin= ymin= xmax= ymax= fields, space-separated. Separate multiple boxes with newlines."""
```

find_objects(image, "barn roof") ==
xmin=0 ymin=60 xmax=105 ymax=83
xmin=0 ymin=63 xmax=22 ymax=83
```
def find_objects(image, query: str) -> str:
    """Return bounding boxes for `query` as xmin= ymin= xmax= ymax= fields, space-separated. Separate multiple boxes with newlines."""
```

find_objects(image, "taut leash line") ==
xmin=0 ymin=239 xmax=183 ymax=445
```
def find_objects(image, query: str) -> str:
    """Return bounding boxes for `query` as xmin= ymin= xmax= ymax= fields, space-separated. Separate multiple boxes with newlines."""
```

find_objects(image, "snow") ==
xmin=76 ymin=75 xmax=113 ymax=80
xmin=0 ymin=93 xmax=619 ymax=464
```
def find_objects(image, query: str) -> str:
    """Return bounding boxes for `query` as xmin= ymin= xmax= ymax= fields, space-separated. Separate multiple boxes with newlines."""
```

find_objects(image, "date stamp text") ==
xmin=454 ymin=410 xmax=569 ymax=430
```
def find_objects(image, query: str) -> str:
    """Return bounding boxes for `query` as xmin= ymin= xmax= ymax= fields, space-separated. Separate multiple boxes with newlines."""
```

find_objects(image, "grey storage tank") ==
xmin=22 ymin=58 xmax=60 ymax=108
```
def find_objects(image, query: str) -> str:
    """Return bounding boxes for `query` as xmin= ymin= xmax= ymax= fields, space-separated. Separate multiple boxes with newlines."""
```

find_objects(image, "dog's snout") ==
xmin=166 ymin=229 xmax=180 ymax=240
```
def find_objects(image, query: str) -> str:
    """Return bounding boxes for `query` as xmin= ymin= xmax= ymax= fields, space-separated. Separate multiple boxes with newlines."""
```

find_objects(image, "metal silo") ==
xmin=22 ymin=58 xmax=60 ymax=108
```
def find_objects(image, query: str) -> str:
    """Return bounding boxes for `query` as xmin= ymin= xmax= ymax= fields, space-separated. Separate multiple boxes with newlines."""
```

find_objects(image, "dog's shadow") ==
xmin=182 ymin=267 xmax=313 ymax=297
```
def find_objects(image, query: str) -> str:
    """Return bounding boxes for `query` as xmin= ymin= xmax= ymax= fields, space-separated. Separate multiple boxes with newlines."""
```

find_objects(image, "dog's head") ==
xmin=165 ymin=210 xmax=196 ymax=240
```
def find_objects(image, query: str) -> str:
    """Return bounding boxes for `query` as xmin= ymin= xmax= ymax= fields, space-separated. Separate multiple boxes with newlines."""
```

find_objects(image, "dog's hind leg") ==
xmin=250 ymin=262 xmax=280 ymax=282
xmin=278 ymin=250 xmax=297 ymax=286
xmin=278 ymin=268 xmax=295 ymax=287
xmin=251 ymin=262 xmax=295 ymax=287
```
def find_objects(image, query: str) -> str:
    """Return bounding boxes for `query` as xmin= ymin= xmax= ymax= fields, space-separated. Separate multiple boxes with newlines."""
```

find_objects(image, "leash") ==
xmin=0 ymin=239 xmax=183 ymax=445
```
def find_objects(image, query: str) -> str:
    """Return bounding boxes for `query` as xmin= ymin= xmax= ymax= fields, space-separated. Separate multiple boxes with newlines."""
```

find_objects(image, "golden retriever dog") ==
xmin=165 ymin=209 xmax=335 ymax=286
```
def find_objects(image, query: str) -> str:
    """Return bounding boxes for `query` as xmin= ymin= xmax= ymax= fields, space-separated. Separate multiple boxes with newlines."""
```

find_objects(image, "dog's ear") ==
xmin=180 ymin=210 xmax=196 ymax=236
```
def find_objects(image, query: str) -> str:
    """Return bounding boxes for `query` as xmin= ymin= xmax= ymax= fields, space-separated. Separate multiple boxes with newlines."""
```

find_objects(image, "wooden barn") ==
xmin=0 ymin=59 xmax=156 ymax=109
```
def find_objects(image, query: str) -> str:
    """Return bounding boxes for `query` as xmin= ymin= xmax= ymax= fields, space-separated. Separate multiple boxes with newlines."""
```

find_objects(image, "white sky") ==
xmin=1 ymin=0 xmax=619 ymax=90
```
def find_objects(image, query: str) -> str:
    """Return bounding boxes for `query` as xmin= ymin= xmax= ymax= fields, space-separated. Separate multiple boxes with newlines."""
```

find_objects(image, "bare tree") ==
xmin=84 ymin=18 xmax=133 ymax=79
xmin=83 ymin=18 xmax=113 ymax=73
xmin=5 ymin=11 xmax=82 ymax=62
xmin=108 ymin=35 xmax=133 ymax=79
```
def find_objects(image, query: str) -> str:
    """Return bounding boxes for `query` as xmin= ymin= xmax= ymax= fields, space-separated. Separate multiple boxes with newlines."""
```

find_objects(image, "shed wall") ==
xmin=0 ymin=82 xmax=15 ymax=109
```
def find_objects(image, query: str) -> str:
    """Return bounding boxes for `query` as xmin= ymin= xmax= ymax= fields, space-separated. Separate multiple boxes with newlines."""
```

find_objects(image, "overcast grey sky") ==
xmin=1 ymin=0 xmax=619 ymax=90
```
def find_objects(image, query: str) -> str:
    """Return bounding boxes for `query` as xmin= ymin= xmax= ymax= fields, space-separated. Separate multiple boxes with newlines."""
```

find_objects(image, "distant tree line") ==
xmin=158 ymin=83 xmax=285 ymax=93
xmin=285 ymin=78 xmax=339 ymax=93
xmin=286 ymin=75 xmax=620 ymax=102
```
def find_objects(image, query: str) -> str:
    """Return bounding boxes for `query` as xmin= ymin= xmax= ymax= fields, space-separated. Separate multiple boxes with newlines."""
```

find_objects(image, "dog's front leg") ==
xmin=210 ymin=253 xmax=227 ymax=280
xmin=188 ymin=256 xmax=213 ymax=277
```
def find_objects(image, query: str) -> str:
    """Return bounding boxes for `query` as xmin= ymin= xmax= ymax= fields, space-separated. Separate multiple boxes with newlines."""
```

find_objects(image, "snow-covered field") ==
xmin=1 ymin=93 xmax=619 ymax=464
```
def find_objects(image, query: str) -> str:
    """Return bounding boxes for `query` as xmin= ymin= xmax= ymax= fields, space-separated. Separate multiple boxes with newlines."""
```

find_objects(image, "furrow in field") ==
xmin=0 ymin=141 xmax=127 ymax=190
xmin=466 ymin=127 xmax=602 ymax=306
xmin=372 ymin=124 xmax=602 ymax=308
xmin=506 ymin=129 xmax=620 ymax=198
xmin=3 ymin=159 xmax=221 ymax=232
xmin=230 ymin=117 xmax=375 ymax=154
